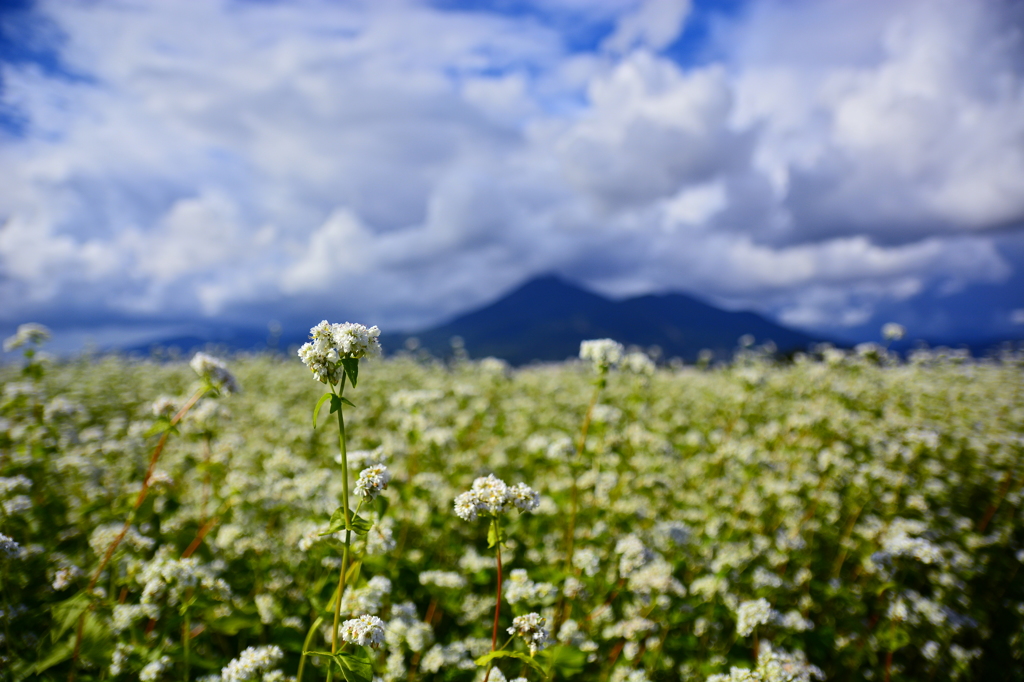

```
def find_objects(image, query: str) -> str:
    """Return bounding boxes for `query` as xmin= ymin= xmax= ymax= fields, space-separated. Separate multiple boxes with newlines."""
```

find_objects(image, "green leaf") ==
xmin=320 ymin=507 xmax=373 ymax=536
xmin=313 ymin=392 xmax=333 ymax=429
xmin=537 ymin=646 xmax=587 ymax=677
xmin=487 ymin=520 xmax=506 ymax=549
xmin=31 ymin=636 xmax=75 ymax=675
xmin=50 ymin=592 xmax=90 ymax=644
xmin=474 ymin=651 xmax=545 ymax=675
xmin=345 ymin=560 xmax=363 ymax=587
xmin=341 ymin=358 xmax=359 ymax=388
xmin=329 ymin=394 xmax=342 ymax=415
xmin=340 ymin=396 xmax=356 ymax=408
xmin=208 ymin=614 xmax=262 ymax=635
xmin=144 ymin=416 xmax=177 ymax=438
xmin=336 ymin=650 xmax=374 ymax=682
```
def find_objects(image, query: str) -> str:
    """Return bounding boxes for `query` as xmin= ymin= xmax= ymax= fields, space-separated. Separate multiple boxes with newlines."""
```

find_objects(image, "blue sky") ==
xmin=2 ymin=0 xmax=1023 ymax=352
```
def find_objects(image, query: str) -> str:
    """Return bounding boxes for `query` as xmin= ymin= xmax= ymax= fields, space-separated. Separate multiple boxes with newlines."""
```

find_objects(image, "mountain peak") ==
xmin=380 ymin=275 xmax=821 ymax=364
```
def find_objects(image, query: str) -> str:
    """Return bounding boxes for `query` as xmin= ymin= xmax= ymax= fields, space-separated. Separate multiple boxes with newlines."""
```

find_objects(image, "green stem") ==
xmin=561 ymin=368 xmax=606 ymax=630
xmin=296 ymin=614 xmax=323 ymax=675
xmin=328 ymin=375 xmax=352 ymax=682
xmin=183 ymin=607 xmax=191 ymax=682
xmin=298 ymin=616 xmax=325 ymax=682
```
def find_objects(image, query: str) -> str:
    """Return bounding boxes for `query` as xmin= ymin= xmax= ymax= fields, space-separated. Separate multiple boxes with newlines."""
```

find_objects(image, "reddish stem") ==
xmin=182 ymin=516 xmax=220 ymax=559
xmin=483 ymin=543 xmax=503 ymax=682
xmin=68 ymin=387 xmax=206 ymax=682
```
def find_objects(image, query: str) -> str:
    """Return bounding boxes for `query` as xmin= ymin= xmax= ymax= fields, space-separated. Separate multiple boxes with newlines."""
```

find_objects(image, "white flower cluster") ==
xmin=735 ymin=598 xmax=776 ymax=637
xmin=419 ymin=570 xmax=467 ymax=590
xmin=355 ymin=464 xmax=391 ymax=500
xmin=137 ymin=550 xmax=232 ymax=616
xmin=220 ymin=645 xmax=284 ymax=681
xmin=340 ymin=614 xmax=386 ymax=648
xmin=3 ymin=323 xmax=50 ymax=352
xmin=503 ymin=569 xmax=558 ymax=605
xmin=420 ymin=640 xmax=483 ymax=673
xmin=707 ymin=642 xmax=824 ymax=682
xmin=140 ymin=655 xmax=172 ymax=681
xmin=51 ymin=565 xmax=82 ymax=590
xmin=297 ymin=320 xmax=381 ymax=385
xmin=622 ymin=351 xmax=655 ymax=375
xmin=572 ymin=547 xmax=601 ymax=577
xmin=557 ymin=619 xmax=598 ymax=653
xmin=386 ymin=602 xmax=434 ymax=653
xmin=882 ymin=322 xmax=906 ymax=341
xmin=602 ymin=617 xmax=657 ymax=641
xmin=0 ymin=532 xmax=21 ymax=558
xmin=579 ymin=338 xmax=624 ymax=371
xmin=874 ymin=518 xmax=944 ymax=565
xmin=507 ymin=612 xmax=551 ymax=655
xmin=627 ymin=558 xmax=686 ymax=596
xmin=453 ymin=475 xmax=539 ymax=521
xmin=88 ymin=523 xmax=154 ymax=557
xmin=190 ymin=352 xmax=239 ymax=394
xmin=341 ymin=576 xmax=392 ymax=616
xmin=615 ymin=534 xmax=654 ymax=576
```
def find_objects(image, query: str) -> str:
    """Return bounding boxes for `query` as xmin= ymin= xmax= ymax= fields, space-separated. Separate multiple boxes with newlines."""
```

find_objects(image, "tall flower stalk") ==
xmin=68 ymin=352 xmax=237 ymax=682
xmin=564 ymin=339 xmax=623 ymax=574
xmin=453 ymin=474 xmax=542 ymax=682
xmin=296 ymin=321 xmax=383 ymax=682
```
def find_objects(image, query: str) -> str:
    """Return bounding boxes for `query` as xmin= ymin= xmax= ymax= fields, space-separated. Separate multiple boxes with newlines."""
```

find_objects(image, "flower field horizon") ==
xmin=1 ymin=334 xmax=1023 ymax=681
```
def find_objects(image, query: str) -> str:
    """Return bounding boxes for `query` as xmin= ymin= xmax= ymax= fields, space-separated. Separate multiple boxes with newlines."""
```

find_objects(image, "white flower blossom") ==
xmin=882 ymin=322 xmax=906 ymax=341
xmin=507 ymin=612 xmax=551 ymax=655
xmin=190 ymin=352 xmax=239 ymax=393
xmin=453 ymin=475 xmax=539 ymax=521
xmin=734 ymin=598 xmax=776 ymax=637
xmin=355 ymin=464 xmax=391 ymax=500
xmin=419 ymin=570 xmax=467 ymax=589
xmin=3 ymin=323 xmax=50 ymax=351
xmin=140 ymin=656 xmax=172 ymax=681
xmin=220 ymin=645 xmax=284 ymax=681
xmin=579 ymin=339 xmax=624 ymax=371
xmin=298 ymin=321 xmax=381 ymax=385
xmin=340 ymin=614 xmax=386 ymax=648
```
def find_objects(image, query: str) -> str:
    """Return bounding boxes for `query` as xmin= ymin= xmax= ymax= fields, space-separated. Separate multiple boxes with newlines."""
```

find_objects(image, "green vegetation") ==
xmin=1 ymin=335 xmax=1023 ymax=681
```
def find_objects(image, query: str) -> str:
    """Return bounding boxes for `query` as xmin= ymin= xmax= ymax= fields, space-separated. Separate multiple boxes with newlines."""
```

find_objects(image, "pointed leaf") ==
xmin=320 ymin=508 xmax=373 ymax=536
xmin=340 ymin=397 xmax=356 ymax=408
xmin=537 ymin=646 xmax=587 ymax=677
xmin=50 ymin=593 xmax=90 ymax=644
xmin=345 ymin=560 xmax=363 ymax=587
xmin=474 ymin=651 xmax=545 ymax=675
xmin=336 ymin=650 xmax=373 ymax=682
xmin=329 ymin=394 xmax=342 ymax=415
xmin=487 ymin=521 xmax=506 ymax=549
xmin=144 ymin=417 xmax=177 ymax=438
xmin=341 ymin=358 xmax=359 ymax=387
xmin=313 ymin=392 xmax=333 ymax=429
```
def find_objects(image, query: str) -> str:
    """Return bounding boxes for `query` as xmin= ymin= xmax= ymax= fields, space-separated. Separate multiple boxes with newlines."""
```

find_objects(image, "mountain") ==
xmin=378 ymin=275 xmax=821 ymax=364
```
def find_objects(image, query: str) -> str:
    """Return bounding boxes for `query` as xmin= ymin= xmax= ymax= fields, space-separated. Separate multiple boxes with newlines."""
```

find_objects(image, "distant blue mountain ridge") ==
xmin=376 ymin=275 xmax=820 ymax=364
xmin=128 ymin=275 xmax=1018 ymax=365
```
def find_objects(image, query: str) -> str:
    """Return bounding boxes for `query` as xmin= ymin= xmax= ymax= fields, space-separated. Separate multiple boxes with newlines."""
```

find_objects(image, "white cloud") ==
xmin=0 ymin=0 xmax=1021 ymax=339
xmin=602 ymin=0 xmax=693 ymax=54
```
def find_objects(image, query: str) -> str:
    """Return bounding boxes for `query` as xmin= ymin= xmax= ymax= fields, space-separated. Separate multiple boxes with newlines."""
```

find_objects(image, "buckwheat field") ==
xmin=1 ymin=323 xmax=1023 ymax=682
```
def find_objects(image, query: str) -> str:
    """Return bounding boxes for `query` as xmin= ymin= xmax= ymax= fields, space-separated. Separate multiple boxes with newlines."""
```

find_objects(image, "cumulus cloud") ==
xmin=0 ymin=0 xmax=1022 ymax=343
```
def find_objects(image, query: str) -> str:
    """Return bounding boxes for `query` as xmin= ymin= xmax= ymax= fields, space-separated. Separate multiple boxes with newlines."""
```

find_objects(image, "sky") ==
xmin=2 ymin=0 xmax=1024 ymax=352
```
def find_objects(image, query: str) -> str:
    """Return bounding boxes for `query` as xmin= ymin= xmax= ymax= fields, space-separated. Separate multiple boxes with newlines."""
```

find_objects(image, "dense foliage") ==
xmin=1 ymin=341 xmax=1023 ymax=681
